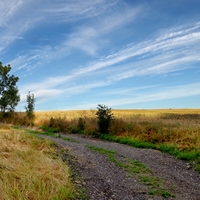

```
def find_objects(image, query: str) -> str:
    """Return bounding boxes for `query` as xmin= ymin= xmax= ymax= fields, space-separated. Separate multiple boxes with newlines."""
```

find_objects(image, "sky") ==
xmin=0 ymin=0 xmax=200 ymax=111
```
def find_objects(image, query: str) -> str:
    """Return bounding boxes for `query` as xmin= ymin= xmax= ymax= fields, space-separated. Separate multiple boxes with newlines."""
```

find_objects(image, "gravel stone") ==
xmin=40 ymin=134 xmax=200 ymax=200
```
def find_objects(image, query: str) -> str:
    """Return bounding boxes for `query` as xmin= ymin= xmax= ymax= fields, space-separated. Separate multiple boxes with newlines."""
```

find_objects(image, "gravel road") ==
xmin=40 ymin=133 xmax=200 ymax=200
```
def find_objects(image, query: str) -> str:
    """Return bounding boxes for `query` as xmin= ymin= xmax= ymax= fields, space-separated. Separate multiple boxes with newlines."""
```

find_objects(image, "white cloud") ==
xmin=15 ymin=21 xmax=200 ymax=106
xmin=65 ymin=27 xmax=100 ymax=56
xmin=7 ymin=4 xmax=142 ymax=70
xmin=73 ymin=82 xmax=200 ymax=109
xmin=0 ymin=1 xmax=42 ymax=53
xmin=156 ymin=22 xmax=200 ymax=41
xmin=42 ymin=0 xmax=117 ymax=22
xmin=2 ymin=1 xmax=199 ymax=110
xmin=18 ymin=78 xmax=109 ymax=107
xmin=64 ymin=6 xmax=142 ymax=55
xmin=0 ymin=0 xmax=24 ymax=27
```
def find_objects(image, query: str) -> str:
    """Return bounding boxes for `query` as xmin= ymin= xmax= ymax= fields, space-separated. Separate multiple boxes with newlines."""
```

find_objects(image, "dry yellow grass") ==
xmin=34 ymin=109 xmax=200 ymax=151
xmin=0 ymin=125 xmax=74 ymax=200
xmin=34 ymin=108 xmax=200 ymax=125
xmin=34 ymin=110 xmax=96 ymax=125
xmin=35 ymin=108 xmax=200 ymax=119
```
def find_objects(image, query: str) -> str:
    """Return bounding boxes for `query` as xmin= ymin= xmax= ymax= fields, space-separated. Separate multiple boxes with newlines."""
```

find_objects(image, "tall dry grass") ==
xmin=34 ymin=108 xmax=200 ymax=122
xmin=2 ymin=109 xmax=200 ymax=151
xmin=0 ymin=125 xmax=75 ymax=200
xmin=33 ymin=109 xmax=200 ymax=151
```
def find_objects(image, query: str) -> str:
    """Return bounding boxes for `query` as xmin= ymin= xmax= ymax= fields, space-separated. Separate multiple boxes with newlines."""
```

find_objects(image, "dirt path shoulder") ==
xmin=39 ymin=133 xmax=200 ymax=200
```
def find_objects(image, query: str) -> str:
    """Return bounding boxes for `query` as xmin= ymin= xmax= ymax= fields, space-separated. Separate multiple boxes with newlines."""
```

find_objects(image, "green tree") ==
xmin=96 ymin=104 xmax=114 ymax=134
xmin=25 ymin=91 xmax=36 ymax=123
xmin=0 ymin=62 xmax=20 ymax=113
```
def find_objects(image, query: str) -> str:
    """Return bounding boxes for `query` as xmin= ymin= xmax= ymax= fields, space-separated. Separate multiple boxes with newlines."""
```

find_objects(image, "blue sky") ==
xmin=1 ymin=0 xmax=200 ymax=110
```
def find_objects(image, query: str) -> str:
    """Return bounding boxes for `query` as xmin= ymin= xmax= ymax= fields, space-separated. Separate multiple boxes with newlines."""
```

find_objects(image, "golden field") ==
xmin=33 ymin=109 xmax=200 ymax=152
xmin=34 ymin=108 xmax=200 ymax=126
xmin=2 ymin=109 xmax=200 ymax=151
xmin=34 ymin=108 xmax=200 ymax=120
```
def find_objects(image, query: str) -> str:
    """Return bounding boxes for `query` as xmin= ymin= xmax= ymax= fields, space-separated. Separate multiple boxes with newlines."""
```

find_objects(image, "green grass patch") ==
xmin=87 ymin=145 xmax=175 ymax=198
xmin=158 ymin=144 xmax=177 ymax=154
xmin=40 ymin=125 xmax=58 ymax=133
xmin=195 ymin=165 xmax=200 ymax=173
xmin=98 ymin=134 xmax=200 ymax=174
xmin=12 ymin=126 xmax=79 ymax=143
xmin=176 ymin=150 xmax=200 ymax=160
xmin=99 ymin=134 xmax=156 ymax=149
xmin=56 ymin=134 xmax=79 ymax=143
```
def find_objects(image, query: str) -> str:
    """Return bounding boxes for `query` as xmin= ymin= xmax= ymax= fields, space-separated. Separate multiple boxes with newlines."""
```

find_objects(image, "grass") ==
xmin=87 ymin=145 xmax=175 ymax=198
xmin=1 ymin=109 xmax=199 ymax=197
xmin=98 ymin=134 xmax=200 ymax=173
xmin=3 ymin=109 xmax=200 ymax=173
xmin=32 ymin=109 xmax=200 ymax=150
xmin=56 ymin=134 xmax=79 ymax=143
xmin=13 ymin=125 xmax=79 ymax=143
xmin=0 ymin=125 xmax=76 ymax=200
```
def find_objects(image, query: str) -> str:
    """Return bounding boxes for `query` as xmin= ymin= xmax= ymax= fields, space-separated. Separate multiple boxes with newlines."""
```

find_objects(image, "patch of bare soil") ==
xmin=40 ymin=134 xmax=200 ymax=200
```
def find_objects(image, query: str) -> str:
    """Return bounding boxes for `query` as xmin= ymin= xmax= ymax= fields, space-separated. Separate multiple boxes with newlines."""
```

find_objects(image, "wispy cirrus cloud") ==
xmin=1 ymin=1 xmax=199 ymax=110
xmin=114 ymin=82 xmax=200 ymax=106
xmin=108 ymin=53 xmax=199 ymax=82
xmin=156 ymin=22 xmax=200 ymax=41
xmin=42 ymin=0 xmax=118 ymax=22
xmin=17 ymin=21 xmax=200 ymax=105
xmin=65 ymin=5 xmax=142 ymax=55
xmin=0 ymin=0 xmax=24 ymax=27
xmin=8 ymin=4 xmax=142 ymax=69
xmin=67 ymin=22 xmax=200 ymax=79
xmin=73 ymin=82 xmax=200 ymax=109
xmin=0 ymin=1 xmax=43 ymax=53
xmin=1 ymin=0 xmax=113 ymax=54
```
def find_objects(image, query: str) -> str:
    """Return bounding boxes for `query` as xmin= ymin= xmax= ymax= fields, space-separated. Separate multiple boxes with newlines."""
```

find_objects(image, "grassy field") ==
xmin=0 ymin=125 xmax=75 ymax=200
xmin=32 ymin=109 xmax=200 ymax=150
xmin=33 ymin=109 xmax=200 ymax=172
xmin=32 ymin=109 xmax=200 ymax=138
xmin=2 ymin=108 xmax=200 ymax=172
xmin=5 ymin=109 xmax=200 ymax=151
xmin=35 ymin=108 xmax=200 ymax=119
xmin=2 ymin=109 xmax=198 ymax=198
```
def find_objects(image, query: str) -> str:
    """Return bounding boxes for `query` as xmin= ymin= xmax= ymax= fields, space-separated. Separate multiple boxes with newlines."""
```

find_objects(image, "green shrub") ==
xmin=48 ymin=117 xmax=69 ymax=133
xmin=70 ymin=125 xmax=79 ymax=133
xmin=78 ymin=117 xmax=85 ymax=132
xmin=96 ymin=104 xmax=114 ymax=134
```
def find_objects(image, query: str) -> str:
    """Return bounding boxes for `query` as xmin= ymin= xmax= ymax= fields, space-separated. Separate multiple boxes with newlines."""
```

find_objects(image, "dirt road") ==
xmin=40 ymin=133 xmax=200 ymax=200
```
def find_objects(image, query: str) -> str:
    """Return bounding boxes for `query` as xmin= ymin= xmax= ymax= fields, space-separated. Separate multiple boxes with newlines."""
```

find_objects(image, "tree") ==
xmin=96 ymin=104 xmax=114 ymax=134
xmin=25 ymin=91 xmax=36 ymax=123
xmin=0 ymin=62 xmax=20 ymax=113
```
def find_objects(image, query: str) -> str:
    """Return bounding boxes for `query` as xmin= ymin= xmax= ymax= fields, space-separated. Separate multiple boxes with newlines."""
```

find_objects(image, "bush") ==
xmin=96 ymin=104 xmax=114 ymax=134
xmin=109 ymin=118 xmax=128 ymax=135
xmin=48 ymin=117 xmax=69 ymax=133
xmin=78 ymin=117 xmax=85 ymax=132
